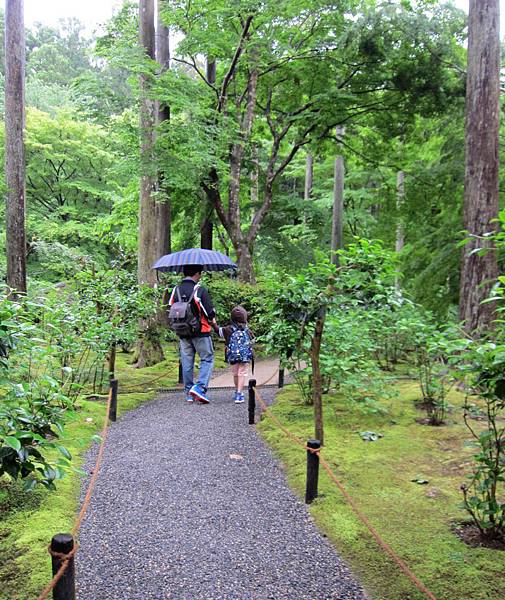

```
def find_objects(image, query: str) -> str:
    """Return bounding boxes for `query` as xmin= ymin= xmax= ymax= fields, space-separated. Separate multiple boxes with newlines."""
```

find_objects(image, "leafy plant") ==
xmin=413 ymin=323 xmax=464 ymax=425
xmin=457 ymin=341 xmax=505 ymax=541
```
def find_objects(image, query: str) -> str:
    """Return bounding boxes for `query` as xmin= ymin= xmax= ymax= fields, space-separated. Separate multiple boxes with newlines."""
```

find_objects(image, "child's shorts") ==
xmin=231 ymin=362 xmax=249 ymax=377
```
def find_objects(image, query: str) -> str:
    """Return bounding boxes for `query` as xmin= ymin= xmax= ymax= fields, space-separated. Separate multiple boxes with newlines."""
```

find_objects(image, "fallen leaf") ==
xmin=358 ymin=431 xmax=384 ymax=442
xmin=411 ymin=476 xmax=429 ymax=485
xmin=229 ymin=454 xmax=243 ymax=460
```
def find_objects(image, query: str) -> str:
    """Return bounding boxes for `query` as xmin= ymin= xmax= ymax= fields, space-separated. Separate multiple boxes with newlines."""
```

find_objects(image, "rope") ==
xmin=253 ymin=385 xmax=437 ymax=600
xmin=37 ymin=385 xmax=113 ymax=600
xmin=119 ymin=371 xmax=172 ymax=393
xmin=255 ymin=366 xmax=282 ymax=388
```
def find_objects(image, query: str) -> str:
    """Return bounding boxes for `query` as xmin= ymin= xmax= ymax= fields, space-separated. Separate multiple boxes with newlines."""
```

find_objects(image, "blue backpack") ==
xmin=226 ymin=325 xmax=253 ymax=364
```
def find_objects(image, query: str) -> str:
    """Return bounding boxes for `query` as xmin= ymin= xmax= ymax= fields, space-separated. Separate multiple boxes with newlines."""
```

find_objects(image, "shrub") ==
xmin=202 ymin=274 xmax=273 ymax=338
xmin=458 ymin=340 xmax=505 ymax=541
xmin=0 ymin=293 xmax=73 ymax=489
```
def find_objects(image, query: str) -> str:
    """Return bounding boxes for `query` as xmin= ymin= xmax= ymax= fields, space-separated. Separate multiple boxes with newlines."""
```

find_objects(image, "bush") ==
xmin=202 ymin=274 xmax=273 ymax=338
xmin=0 ymin=293 xmax=73 ymax=489
xmin=457 ymin=340 xmax=505 ymax=541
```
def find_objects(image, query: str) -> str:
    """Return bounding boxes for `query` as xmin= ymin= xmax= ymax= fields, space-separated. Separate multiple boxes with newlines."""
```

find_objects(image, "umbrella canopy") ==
xmin=152 ymin=248 xmax=237 ymax=273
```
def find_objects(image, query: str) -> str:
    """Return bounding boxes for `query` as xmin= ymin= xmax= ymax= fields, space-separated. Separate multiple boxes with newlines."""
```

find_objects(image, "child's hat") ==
xmin=231 ymin=306 xmax=247 ymax=323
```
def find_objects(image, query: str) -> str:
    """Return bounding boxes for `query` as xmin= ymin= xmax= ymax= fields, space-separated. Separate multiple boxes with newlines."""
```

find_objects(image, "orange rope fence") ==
xmin=253 ymin=385 xmax=437 ymax=600
xmin=37 ymin=385 xmax=114 ymax=600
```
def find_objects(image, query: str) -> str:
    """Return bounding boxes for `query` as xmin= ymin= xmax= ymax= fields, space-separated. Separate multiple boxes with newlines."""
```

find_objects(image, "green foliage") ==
xmin=458 ymin=341 xmax=505 ymax=541
xmin=413 ymin=320 xmax=466 ymax=425
xmin=263 ymin=240 xmax=400 ymax=413
xmin=0 ymin=295 xmax=72 ymax=489
xmin=26 ymin=19 xmax=92 ymax=87
xmin=0 ymin=108 xmax=129 ymax=281
xmin=202 ymin=274 xmax=272 ymax=337
xmin=74 ymin=268 xmax=158 ymax=357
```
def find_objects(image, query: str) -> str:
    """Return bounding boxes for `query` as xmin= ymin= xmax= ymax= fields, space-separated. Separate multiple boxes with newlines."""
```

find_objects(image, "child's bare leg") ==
xmin=237 ymin=375 xmax=246 ymax=394
xmin=233 ymin=375 xmax=239 ymax=391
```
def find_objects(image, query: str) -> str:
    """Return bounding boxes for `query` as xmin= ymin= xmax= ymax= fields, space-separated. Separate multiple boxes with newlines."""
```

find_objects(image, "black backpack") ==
xmin=168 ymin=285 xmax=201 ymax=337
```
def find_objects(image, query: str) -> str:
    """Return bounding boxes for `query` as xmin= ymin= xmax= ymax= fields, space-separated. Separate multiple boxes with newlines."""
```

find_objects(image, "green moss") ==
xmin=258 ymin=380 xmax=505 ymax=600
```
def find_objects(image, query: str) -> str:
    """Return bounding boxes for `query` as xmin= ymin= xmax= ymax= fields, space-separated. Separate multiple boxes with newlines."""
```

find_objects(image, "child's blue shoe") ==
xmin=234 ymin=392 xmax=245 ymax=404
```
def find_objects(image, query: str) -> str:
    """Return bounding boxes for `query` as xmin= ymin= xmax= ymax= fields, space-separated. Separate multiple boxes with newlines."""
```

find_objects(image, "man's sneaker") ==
xmin=189 ymin=384 xmax=210 ymax=404
xmin=234 ymin=392 xmax=245 ymax=404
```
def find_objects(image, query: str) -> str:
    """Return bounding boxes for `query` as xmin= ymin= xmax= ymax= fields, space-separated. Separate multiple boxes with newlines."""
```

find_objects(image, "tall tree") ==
xmin=200 ymin=57 xmax=215 ymax=250
xmin=156 ymin=0 xmax=171 ymax=257
xmin=162 ymin=0 xmax=465 ymax=283
xmin=304 ymin=154 xmax=313 ymax=203
xmin=136 ymin=0 xmax=164 ymax=366
xmin=331 ymin=128 xmax=345 ymax=266
xmin=5 ymin=0 xmax=26 ymax=295
xmin=459 ymin=0 xmax=500 ymax=332
xmin=395 ymin=170 xmax=405 ymax=289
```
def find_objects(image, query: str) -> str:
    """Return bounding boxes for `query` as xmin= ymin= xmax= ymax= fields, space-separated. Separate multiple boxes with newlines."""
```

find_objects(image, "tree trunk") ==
xmin=304 ymin=153 xmax=313 ymax=202
xmin=108 ymin=342 xmax=117 ymax=381
xmin=155 ymin=1 xmax=171 ymax=259
xmin=236 ymin=242 xmax=256 ymax=284
xmin=311 ymin=308 xmax=326 ymax=445
xmin=250 ymin=144 xmax=259 ymax=205
xmin=137 ymin=0 xmax=165 ymax=367
xmin=201 ymin=57 xmax=216 ymax=249
xmin=459 ymin=0 xmax=500 ymax=333
xmin=331 ymin=154 xmax=344 ymax=266
xmin=155 ymin=2 xmax=171 ymax=328
xmin=5 ymin=0 xmax=26 ymax=297
xmin=200 ymin=212 xmax=213 ymax=249
xmin=395 ymin=170 xmax=405 ymax=289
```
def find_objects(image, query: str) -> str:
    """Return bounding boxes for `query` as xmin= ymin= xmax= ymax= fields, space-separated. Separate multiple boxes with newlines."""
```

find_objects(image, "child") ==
xmin=218 ymin=306 xmax=254 ymax=403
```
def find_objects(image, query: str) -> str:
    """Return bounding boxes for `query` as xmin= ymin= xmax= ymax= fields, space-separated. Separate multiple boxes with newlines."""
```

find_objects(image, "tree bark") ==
xmin=331 ymin=155 xmax=344 ymax=266
xmin=250 ymin=144 xmax=259 ymax=205
xmin=155 ymin=0 xmax=171 ymax=258
xmin=331 ymin=126 xmax=345 ymax=266
xmin=228 ymin=67 xmax=258 ymax=246
xmin=201 ymin=57 xmax=216 ymax=249
xmin=236 ymin=242 xmax=256 ymax=284
xmin=137 ymin=0 xmax=165 ymax=366
xmin=155 ymin=0 xmax=171 ymax=328
xmin=200 ymin=211 xmax=214 ymax=249
xmin=311 ymin=308 xmax=326 ymax=445
xmin=138 ymin=0 xmax=158 ymax=287
xmin=108 ymin=342 xmax=117 ymax=381
xmin=304 ymin=153 xmax=313 ymax=202
xmin=5 ymin=0 xmax=26 ymax=297
xmin=459 ymin=0 xmax=500 ymax=333
xmin=395 ymin=170 xmax=405 ymax=289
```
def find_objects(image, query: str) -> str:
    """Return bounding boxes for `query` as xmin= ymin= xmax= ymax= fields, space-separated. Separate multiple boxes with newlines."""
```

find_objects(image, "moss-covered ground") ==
xmin=258 ymin=381 xmax=505 ymax=600
xmin=0 ymin=341 xmax=188 ymax=600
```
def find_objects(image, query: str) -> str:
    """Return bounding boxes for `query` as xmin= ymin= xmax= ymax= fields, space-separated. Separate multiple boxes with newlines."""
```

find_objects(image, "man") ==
xmin=168 ymin=265 xmax=218 ymax=404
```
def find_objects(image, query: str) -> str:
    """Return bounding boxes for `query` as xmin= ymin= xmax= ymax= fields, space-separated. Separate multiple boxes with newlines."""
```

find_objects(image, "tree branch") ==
xmin=217 ymin=14 xmax=254 ymax=113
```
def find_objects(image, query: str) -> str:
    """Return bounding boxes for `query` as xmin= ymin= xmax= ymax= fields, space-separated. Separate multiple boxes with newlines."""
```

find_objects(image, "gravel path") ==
xmin=76 ymin=389 xmax=367 ymax=599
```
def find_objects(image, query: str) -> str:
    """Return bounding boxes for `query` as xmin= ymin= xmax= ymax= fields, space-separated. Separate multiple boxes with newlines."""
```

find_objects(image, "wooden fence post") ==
xmin=109 ymin=379 xmax=118 ymax=422
xmin=278 ymin=367 xmax=285 ymax=388
xmin=178 ymin=359 xmax=184 ymax=384
xmin=248 ymin=379 xmax=256 ymax=425
xmin=50 ymin=533 xmax=76 ymax=600
xmin=305 ymin=439 xmax=321 ymax=504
